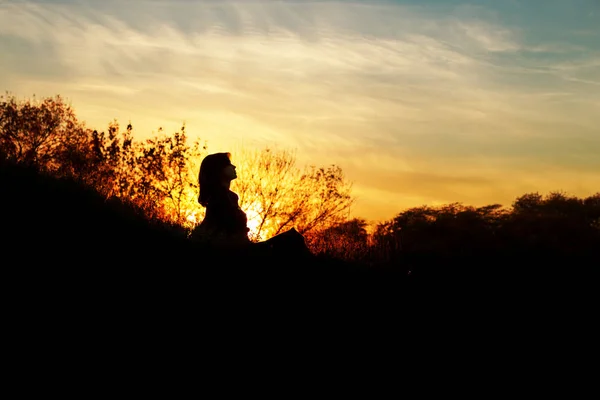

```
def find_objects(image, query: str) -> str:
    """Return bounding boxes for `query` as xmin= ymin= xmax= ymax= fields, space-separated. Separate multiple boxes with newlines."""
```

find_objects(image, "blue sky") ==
xmin=1 ymin=0 xmax=599 ymax=222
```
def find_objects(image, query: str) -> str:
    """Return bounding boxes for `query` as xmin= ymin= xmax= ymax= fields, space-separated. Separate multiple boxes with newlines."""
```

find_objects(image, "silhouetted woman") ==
xmin=191 ymin=152 xmax=250 ymax=247
xmin=191 ymin=152 xmax=311 ymax=258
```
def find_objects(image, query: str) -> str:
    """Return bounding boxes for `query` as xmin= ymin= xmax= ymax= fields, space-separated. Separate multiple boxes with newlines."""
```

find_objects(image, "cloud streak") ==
xmin=1 ymin=0 xmax=599 ymax=221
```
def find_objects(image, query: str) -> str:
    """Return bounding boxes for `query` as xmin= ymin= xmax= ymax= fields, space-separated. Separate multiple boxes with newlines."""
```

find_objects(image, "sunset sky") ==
xmin=1 ymin=0 xmax=599 ymax=223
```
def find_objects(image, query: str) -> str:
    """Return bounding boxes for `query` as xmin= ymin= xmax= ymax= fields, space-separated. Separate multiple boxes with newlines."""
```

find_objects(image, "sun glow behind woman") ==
xmin=243 ymin=200 xmax=266 ymax=241
xmin=183 ymin=196 xmax=268 ymax=241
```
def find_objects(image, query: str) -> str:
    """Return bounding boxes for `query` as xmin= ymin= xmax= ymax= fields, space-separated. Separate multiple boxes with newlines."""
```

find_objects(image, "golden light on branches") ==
xmin=243 ymin=200 xmax=266 ymax=241
xmin=232 ymin=146 xmax=354 ymax=241
xmin=1 ymin=93 xmax=355 ymax=243
xmin=7 ymin=94 xmax=600 ymax=268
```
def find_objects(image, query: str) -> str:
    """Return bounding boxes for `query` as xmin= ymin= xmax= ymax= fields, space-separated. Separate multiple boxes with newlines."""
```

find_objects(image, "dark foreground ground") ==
xmin=0 ymin=161 xmax=404 ymax=306
xmin=3 ymin=160 xmax=599 ymax=384
xmin=2 ymin=161 xmax=597 ymax=329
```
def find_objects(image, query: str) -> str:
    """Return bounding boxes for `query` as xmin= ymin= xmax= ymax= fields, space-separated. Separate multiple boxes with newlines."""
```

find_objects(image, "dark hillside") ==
xmin=3 ymin=158 xmax=598 ymax=370
xmin=1 ymin=159 xmax=408 ymax=316
xmin=3 ymin=158 xmax=597 ymax=328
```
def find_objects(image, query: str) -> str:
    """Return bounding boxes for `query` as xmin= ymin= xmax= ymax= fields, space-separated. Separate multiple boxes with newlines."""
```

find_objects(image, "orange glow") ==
xmin=244 ymin=200 xmax=264 ymax=240
xmin=160 ymin=177 xmax=276 ymax=240
xmin=177 ymin=198 xmax=276 ymax=241
xmin=185 ymin=212 xmax=200 ymax=226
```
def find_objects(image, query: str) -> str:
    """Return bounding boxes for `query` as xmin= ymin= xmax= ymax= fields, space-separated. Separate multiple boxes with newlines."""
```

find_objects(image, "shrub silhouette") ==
xmin=372 ymin=194 xmax=599 ymax=281
xmin=2 ymin=92 xmax=598 ymax=288
xmin=2 ymin=157 xmax=397 ymax=304
xmin=0 ymin=93 xmax=355 ymax=239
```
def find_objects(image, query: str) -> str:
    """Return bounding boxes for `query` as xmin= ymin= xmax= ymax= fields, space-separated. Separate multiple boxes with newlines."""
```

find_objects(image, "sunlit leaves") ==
xmin=0 ymin=93 xmax=81 ymax=169
xmin=0 ymin=94 xmax=206 ymax=228
xmin=232 ymin=147 xmax=354 ymax=241
xmin=0 ymin=93 xmax=355 ymax=239
xmin=4 ymin=93 xmax=597 ymax=268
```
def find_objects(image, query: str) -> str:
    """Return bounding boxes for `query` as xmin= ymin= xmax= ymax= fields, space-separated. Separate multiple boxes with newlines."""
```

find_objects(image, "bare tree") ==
xmin=233 ymin=147 xmax=354 ymax=241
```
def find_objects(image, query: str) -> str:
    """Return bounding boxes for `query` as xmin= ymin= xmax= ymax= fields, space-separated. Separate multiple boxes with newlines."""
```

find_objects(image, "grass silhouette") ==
xmin=2 ymin=156 xmax=597 ymax=326
xmin=3 ymin=156 xmax=598 ymax=372
xmin=1 ymin=158 xmax=410 ymax=316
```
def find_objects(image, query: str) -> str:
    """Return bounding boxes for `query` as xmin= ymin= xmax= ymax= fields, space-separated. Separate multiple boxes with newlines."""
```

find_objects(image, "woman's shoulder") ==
xmin=207 ymin=188 xmax=239 ymax=206
xmin=227 ymin=190 xmax=239 ymax=202
xmin=208 ymin=187 xmax=229 ymax=200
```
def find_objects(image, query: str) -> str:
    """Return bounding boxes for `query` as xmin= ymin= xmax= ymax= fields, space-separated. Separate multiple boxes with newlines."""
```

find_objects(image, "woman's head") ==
xmin=198 ymin=152 xmax=236 ymax=206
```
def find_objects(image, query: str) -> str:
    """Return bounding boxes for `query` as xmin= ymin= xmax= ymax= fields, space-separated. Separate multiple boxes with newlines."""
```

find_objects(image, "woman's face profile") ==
xmin=222 ymin=163 xmax=237 ymax=181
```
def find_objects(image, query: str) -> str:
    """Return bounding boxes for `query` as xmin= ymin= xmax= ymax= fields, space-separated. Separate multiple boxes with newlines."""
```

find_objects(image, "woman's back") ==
xmin=192 ymin=187 xmax=250 ymax=247
xmin=190 ymin=152 xmax=312 ymax=259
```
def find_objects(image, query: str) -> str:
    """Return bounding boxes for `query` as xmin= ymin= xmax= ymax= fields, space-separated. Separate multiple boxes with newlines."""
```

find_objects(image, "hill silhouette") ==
xmin=3 ymin=156 xmax=598 ymax=327
xmin=2 ymin=93 xmax=596 ymax=298
xmin=3 ymin=149 xmax=599 ymax=375
xmin=1 ymin=158 xmax=410 ymax=314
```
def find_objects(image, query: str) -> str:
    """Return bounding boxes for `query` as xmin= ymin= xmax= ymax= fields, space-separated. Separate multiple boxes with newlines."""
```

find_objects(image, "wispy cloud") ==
xmin=1 ymin=0 xmax=599 ymax=220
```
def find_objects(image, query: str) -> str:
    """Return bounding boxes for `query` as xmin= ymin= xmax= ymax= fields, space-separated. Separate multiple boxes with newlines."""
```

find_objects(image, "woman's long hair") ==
xmin=198 ymin=152 xmax=232 ymax=207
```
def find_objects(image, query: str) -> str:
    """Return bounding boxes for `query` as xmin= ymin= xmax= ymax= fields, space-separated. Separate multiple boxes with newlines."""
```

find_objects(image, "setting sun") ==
xmin=244 ymin=201 xmax=265 ymax=240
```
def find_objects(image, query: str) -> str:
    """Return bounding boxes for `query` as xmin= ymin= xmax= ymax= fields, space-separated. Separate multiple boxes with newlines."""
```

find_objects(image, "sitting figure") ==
xmin=191 ymin=152 xmax=312 ymax=259
xmin=191 ymin=152 xmax=250 ymax=247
